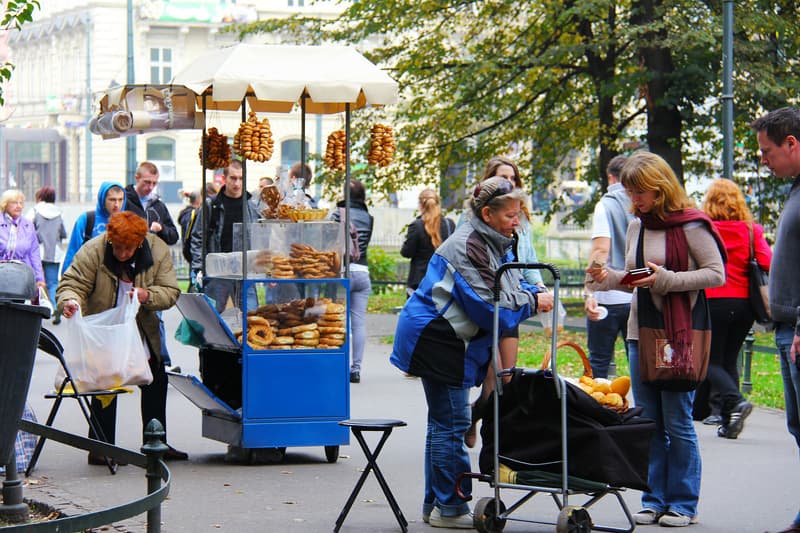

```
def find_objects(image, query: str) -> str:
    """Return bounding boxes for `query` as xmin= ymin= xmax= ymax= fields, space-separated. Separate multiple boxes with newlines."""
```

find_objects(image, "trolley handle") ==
xmin=492 ymin=262 xmax=560 ymax=302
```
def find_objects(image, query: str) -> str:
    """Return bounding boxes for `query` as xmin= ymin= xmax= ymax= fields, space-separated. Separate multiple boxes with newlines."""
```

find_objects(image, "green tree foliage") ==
xmin=232 ymin=1 xmax=799 ymax=227
xmin=0 ymin=1 xmax=40 ymax=106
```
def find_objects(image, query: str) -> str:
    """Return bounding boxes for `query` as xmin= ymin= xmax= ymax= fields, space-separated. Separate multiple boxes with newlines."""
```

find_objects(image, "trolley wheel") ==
xmin=324 ymin=445 xmax=340 ymax=463
xmin=473 ymin=496 xmax=507 ymax=533
xmin=556 ymin=506 xmax=592 ymax=533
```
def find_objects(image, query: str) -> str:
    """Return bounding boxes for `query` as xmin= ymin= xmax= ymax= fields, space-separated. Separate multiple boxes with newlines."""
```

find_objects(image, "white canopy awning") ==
xmin=170 ymin=43 xmax=399 ymax=114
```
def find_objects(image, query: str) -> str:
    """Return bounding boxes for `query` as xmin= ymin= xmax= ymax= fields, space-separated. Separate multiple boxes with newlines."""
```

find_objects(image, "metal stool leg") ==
xmin=334 ymin=428 xmax=408 ymax=533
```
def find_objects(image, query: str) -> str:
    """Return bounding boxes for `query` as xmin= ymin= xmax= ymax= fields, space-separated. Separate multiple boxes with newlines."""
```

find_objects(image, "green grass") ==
xmin=370 ymin=287 xmax=786 ymax=410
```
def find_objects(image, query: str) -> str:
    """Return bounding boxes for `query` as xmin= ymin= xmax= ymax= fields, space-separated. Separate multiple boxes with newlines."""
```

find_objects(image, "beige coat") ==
xmin=56 ymin=233 xmax=180 ymax=363
xmin=586 ymin=218 xmax=725 ymax=340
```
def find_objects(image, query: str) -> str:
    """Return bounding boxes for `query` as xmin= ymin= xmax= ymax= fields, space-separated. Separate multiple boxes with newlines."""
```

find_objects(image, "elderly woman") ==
xmin=391 ymin=177 xmax=553 ymax=528
xmin=57 ymin=211 xmax=184 ymax=464
xmin=587 ymin=152 xmax=726 ymax=527
xmin=0 ymin=189 xmax=45 ymax=289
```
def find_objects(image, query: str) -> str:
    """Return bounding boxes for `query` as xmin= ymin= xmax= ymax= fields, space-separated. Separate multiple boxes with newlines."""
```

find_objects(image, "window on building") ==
xmin=281 ymin=138 xmax=309 ymax=171
xmin=149 ymin=47 xmax=173 ymax=84
xmin=146 ymin=137 xmax=176 ymax=182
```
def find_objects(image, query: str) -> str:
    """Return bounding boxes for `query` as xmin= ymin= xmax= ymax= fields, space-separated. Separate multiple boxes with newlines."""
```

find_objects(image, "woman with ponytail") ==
xmin=401 ymin=188 xmax=455 ymax=297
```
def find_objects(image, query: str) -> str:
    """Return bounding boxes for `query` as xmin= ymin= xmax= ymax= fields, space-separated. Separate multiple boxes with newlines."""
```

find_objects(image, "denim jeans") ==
xmin=586 ymin=303 xmax=630 ymax=379
xmin=776 ymin=324 xmax=800 ymax=449
xmin=349 ymin=270 xmax=371 ymax=373
xmin=420 ymin=377 xmax=472 ymax=517
xmin=42 ymin=261 xmax=60 ymax=304
xmin=629 ymin=340 xmax=700 ymax=517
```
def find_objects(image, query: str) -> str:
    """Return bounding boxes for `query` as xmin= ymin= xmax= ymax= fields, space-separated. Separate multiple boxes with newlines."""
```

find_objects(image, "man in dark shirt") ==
xmin=189 ymin=160 xmax=259 ymax=312
xmin=752 ymin=106 xmax=800 ymax=533
xmin=124 ymin=161 xmax=179 ymax=246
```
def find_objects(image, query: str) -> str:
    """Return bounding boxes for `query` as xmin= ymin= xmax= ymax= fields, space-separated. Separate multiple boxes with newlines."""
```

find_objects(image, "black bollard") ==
xmin=0 ymin=449 xmax=30 ymax=523
xmin=141 ymin=419 xmax=168 ymax=533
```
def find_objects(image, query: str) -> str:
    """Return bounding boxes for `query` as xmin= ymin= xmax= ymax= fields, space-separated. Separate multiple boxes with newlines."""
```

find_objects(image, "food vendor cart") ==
xmin=93 ymin=44 xmax=398 ymax=463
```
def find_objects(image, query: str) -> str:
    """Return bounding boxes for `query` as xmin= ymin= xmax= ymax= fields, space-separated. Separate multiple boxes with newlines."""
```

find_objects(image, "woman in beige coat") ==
xmin=57 ymin=211 xmax=184 ymax=465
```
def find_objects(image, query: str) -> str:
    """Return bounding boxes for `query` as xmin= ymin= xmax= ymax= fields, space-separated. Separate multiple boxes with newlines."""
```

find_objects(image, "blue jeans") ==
xmin=629 ymin=341 xmax=700 ymax=517
xmin=42 ymin=261 xmax=60 ymax=304
xmin=775 ymin=324 xmax=800 ymax=527
xmin=420 ymin=378 xmax=472 ymax=517
xmin=349 ymin=270 xmax=371 ymax=373
xmin=586 ymin=303 xmax=630 ymax=379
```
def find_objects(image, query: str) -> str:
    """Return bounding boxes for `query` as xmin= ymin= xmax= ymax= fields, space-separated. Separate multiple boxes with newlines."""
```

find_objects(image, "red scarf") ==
xmin=640 ymin=209 xmax=726 ymax=375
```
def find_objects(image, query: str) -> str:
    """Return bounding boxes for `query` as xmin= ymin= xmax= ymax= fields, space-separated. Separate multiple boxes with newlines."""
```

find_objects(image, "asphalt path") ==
xmin=16 ymin=309 xmax=800 ymax=532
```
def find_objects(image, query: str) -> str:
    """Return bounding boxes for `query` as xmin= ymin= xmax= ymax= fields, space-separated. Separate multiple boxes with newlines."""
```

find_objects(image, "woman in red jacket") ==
xmin=702 ymin=178 xmax=772 ymax=439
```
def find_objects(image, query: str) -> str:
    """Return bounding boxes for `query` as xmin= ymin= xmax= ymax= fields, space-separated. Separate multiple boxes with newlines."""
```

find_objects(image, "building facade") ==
xmin=3 ymin=0 xmax=344 ymax=203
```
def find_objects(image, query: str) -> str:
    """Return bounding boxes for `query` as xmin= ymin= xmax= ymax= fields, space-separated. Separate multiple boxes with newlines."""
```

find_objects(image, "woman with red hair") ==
xmin=57 ymin=211 xmax=184 ymax=465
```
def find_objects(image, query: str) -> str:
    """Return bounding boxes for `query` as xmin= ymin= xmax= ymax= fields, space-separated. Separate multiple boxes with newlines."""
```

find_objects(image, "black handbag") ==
xmin=748 ymin=223 xmax=771 ymax=324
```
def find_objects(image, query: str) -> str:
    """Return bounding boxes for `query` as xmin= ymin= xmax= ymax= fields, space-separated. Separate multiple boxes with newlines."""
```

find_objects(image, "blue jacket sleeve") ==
xmin=61 ymin=214 xmax=87 ymax=276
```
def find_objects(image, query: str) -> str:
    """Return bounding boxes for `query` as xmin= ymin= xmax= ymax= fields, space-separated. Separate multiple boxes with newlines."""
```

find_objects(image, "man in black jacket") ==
xmin=125 ymin=161 xmax=179 ymax=246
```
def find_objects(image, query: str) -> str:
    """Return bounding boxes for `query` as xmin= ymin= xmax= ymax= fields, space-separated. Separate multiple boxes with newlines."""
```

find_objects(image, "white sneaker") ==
xmin=633 ymin=508 xmax=660 ymax=525
xmin=429 ymin=507 xmax=474 ymax=529
xmin=658 ymin=511 xmax=699 ymax=527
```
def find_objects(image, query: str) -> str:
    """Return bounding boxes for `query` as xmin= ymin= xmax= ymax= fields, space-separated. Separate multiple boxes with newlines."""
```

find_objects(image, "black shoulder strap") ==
xmin=635 ymin=223 xmax=645 ymax=269
xmin=83 ymin=211 xmax=95 ymax=243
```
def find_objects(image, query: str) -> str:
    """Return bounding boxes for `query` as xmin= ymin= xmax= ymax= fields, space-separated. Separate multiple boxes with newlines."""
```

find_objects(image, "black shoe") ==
xmin=724 ymin=401 xmax=753 ymax=439
xmin=163 ymin=445 xmax=188 ymax=461
xmin=702 ymin=414 xmax=722 ymax=425
xmin=349 ymin=371 xmax=360 ymax=384
xmin=717 ymin=425 xmax=728 ymax=438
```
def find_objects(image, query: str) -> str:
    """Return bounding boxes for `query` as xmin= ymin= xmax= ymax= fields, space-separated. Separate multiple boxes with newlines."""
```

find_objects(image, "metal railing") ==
xmin=3 ymin=419 xmax=171 ymax=532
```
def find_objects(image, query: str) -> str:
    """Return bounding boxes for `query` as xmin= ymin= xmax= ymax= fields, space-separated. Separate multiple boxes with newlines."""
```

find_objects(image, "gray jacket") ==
xmin=769 ymin=176 xmax=800 ymax=331
xmin=29 ymin=201 xmax=67 ymax=263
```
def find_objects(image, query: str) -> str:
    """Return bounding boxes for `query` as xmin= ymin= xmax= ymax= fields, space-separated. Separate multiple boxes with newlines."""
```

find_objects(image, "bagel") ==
xmin=322 ymin=312 xmax=346 ymax=321
xmin=294 ymin=338 xmax=320 ymax=347
xmin=326 ymin=303 xmax=345 ymax=314
xmin=318 ymin=332 xmax=344 ymax=340
xmin=272 ymin=336 xmax=295 ymax=345
xmin=294 ymin=330 xmax=320 ymax=340
xmin=318 ymin=320 xmax=346 ymax=328
xmin=247 ymin=315 xmax=270 ymax=326
xmin=318 ymin=326 xmax=346 ymax=334
xmin=319 ymin=336 xmax=345 ymax=346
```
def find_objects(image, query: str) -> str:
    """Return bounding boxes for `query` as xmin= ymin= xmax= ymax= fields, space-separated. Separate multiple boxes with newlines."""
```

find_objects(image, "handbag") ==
xmin=55 ymin=294 xmax=153 ymax=392
xmin=634 ymin=227 xmax=712 ymax=392
xmin=747 ymin=223 xmax=771 ymax=324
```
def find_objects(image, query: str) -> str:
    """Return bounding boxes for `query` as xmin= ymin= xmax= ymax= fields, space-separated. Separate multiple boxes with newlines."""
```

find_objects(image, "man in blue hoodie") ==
xmin=62 ymin=181 xmax=126 ymax=275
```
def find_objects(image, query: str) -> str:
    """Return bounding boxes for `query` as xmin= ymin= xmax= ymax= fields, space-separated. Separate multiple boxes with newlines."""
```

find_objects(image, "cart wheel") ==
xmin=556 ymin=506 xmax=592 ymax=533
xmin=324 ymin=445 xmax=339 ymax=463
xmin=473 ymin=496 xmax=506 ymax=533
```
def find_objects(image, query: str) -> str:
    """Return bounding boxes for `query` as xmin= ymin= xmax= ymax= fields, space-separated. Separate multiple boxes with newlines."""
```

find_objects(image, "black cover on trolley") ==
xmin=479 ymin=369 xmax=655 ymax=491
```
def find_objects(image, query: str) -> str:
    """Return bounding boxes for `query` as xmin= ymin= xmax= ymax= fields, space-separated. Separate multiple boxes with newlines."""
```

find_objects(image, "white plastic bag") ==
xmin=538 ymin=300 xmax=567 ymax=336
xmin=55 ymin=294 xmax=153 ymax=392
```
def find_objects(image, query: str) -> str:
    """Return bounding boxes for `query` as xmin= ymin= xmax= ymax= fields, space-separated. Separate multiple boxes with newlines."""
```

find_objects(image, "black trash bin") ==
xmin=0 ymin=261 xmax=51 ymax=465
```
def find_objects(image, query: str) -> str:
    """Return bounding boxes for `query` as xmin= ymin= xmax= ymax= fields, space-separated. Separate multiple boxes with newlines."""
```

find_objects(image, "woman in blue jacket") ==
xmin=390 ymin=177 xmax=553 ymax=528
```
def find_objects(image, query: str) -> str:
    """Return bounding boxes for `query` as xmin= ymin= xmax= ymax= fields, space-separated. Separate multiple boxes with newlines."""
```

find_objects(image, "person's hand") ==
xmin=627 ymin=261 xmax=660 ymax=290
xmin=150 ymin=221 xmax=163 ymax=233
xmin=62 ymin=299 xmax=79 ymax=318
xmin=36 ymin=280 xmax=47 ymax=289
xmin=131 ymin=287 xmax=149 ymax=304
xmin=584 ymin=294 xmax=603 ymax=321
xmin=536 ymin=291 xmax=554 ymax=312
xmin=586 ymin=264 xmax=608 ymax=283
xmin=193 ymin=270 xmax=203 ymax=292
xmin=791 ymin=333 xmax=800 ymax=364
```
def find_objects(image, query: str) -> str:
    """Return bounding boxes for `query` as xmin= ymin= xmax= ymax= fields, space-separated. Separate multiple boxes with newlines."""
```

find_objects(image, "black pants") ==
xmin=707 ymin=298 xmax=754 ymax=423
xmin=89 ymin=356 xmax=168 ymax=444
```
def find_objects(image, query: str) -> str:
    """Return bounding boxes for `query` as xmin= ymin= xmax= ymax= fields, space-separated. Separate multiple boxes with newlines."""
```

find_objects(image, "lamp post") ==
xmin=721 ymin=0 xmax=734 ymax=179
xmin=126 ymin=0 xmax=137 ymax=185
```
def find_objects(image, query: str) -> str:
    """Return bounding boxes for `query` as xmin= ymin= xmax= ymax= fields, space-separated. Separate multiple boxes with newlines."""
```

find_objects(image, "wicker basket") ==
xmin=541 ymin=341 xmax=628 ymax=413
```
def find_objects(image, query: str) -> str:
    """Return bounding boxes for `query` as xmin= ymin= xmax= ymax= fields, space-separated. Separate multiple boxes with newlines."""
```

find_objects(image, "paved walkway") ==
xmin=15 ymin=310 xmax=800 ymax=532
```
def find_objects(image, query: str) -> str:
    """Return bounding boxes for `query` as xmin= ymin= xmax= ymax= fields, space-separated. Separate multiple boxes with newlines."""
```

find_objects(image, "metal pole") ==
xmin=142 ymin=419 xmax=168 ymax=533
xmin=125 ymin=0 xmax=137 ymax=185
xmin=0 ymin=450 xmax=29 ymax=523
xmin=344 ymin=104 xmax=351 ymax=277
xmin=84 ymin=13 xmax=93 ymax=202
xmin=721 ymin=0 xmax=734 ymax=179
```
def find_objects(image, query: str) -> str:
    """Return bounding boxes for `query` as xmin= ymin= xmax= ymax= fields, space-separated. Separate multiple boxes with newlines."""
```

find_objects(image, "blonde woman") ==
xmin=0 ymin=189 xmax=45 ymax=289
xmin=401 ymin=189 xmax=455 ymax=297
xmin=587 ymin=151 xmax=726 ymax=527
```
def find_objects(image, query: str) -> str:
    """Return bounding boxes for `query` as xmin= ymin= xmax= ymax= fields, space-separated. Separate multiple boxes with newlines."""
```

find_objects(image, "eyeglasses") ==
xmin=474 ymin=179 xmax=514 ymax=203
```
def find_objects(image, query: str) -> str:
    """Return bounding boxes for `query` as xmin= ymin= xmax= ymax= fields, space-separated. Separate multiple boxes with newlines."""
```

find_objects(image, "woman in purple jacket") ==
xmin=0 ymin=189 xmax=45 ymax=289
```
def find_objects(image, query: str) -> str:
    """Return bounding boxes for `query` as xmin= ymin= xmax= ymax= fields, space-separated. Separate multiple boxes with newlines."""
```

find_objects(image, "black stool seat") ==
xmin=339 ymin=419 xmax=407 ymax=430
xmin=334 ymin=418 xmax=408 ymax=533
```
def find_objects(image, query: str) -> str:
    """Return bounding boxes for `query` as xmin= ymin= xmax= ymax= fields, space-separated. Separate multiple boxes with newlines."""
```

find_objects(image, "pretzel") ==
xmin=319 ymin=336 xmax=345 ymax=345
xmin=247 ymin=316 xmax=270 ymax=326
xmin=326 ymin=303 xmax=345 ymax=314
xmin=294 ymin=338 xmax=320 ymax=347
xmin=321 ymin=313 xmax=346 ymax=322
xmin=267 ymin=344 xmax=293 ymax=350
xmin=277 ymin=323 xmax=318 ymax=336
xmin=318 ymin=320 xmax=346 ymax=328
xmin=294 ymin=330 xmax=320 ymax=340
xmin=318 ymin=326 xmax=346 ymax=334
xmin=319 ymin=332 xmax=344 ymax=340
xmin=272 ymin=336 xmax=295 ymax=345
